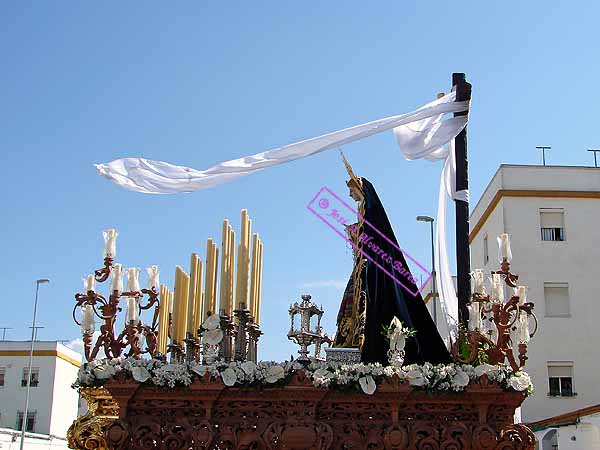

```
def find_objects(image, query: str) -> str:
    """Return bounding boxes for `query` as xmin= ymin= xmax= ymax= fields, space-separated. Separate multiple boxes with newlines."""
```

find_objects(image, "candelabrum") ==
xmin=218 ymin=311 xmax=235 ymax=362
xmin=233 ymin=307 xmax=251 ymax=361
xmin=451 ymin=258 xmax=538 ymax=372
xmin=75 ymin=230 xmax=262 ymax=365
xmin=247 ymin=323 xmax=263 ymax=363
xmin=287 ymin=294 xmax=330 ymax=363
xmin=73 ymin=256 xmax=161 ymax=362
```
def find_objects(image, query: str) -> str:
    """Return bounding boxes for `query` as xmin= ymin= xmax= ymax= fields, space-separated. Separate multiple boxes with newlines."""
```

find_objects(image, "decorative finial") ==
xmin=339 ymin=148 xmax=363 ymax=190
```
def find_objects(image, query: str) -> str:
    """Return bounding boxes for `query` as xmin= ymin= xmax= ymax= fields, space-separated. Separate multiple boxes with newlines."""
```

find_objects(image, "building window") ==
xmin=0 ymin=368 xmax=5 ymax=387
xmin=548 ymin=363 xmax=575 ymax=397
xmin=16 ymin=411 xmax=36 ymax=432
xmin=483 ymin=235 xmax=489 ymax=265
xmin=544 ymin=282 xmax=570 ymax=317
xmin=540 ymin=209 xmax=565 ymax=241
xmin=21 ymin=368 xmax=39 ymax=387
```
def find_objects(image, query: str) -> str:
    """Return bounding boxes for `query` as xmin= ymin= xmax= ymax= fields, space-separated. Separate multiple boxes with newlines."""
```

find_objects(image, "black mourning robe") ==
xmin=358 ymin=178 xmax=451 ymax=365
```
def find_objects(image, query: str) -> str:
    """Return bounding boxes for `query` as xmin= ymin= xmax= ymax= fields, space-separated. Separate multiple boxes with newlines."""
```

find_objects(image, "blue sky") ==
xmin=1 ymin=2 xmax=599 ymax=360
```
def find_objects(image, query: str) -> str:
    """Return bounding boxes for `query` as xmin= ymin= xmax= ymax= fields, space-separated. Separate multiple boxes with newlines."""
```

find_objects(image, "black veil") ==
xmin=359 ymin=178 xmax=451 ymax=365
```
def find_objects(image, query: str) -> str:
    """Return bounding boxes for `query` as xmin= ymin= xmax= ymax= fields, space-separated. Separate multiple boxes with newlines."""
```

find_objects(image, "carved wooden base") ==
xmin=95 ymin=373 xmax=535 ymax=450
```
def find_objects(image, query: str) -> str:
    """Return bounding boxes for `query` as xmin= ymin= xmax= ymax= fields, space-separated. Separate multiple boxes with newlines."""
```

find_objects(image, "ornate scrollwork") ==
xmin=67 ymin=387 xmax=119 ymax=450
xmin=92 ymin=380 xmax=536 ymax=450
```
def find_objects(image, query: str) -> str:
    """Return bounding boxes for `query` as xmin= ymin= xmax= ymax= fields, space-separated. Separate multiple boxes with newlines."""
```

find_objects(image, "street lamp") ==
xmin=416 ymin=216 xmax=437 ymax=326
xmin=20 ymin=278 xmax=49 ymax=450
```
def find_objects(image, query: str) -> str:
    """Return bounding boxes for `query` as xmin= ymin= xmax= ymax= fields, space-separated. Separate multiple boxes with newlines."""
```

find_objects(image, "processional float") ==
xmin=68 ymin=74 xmax=538 ymax=450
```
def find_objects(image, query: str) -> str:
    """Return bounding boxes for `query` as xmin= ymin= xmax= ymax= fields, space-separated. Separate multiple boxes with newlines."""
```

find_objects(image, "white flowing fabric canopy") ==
xmin=96 ymin=92 xmax=468 ymax=194
xmin=96 ymin=91 xmax=470 ymax=345
xmin=393 ymin=92 xmax=469 ymax=344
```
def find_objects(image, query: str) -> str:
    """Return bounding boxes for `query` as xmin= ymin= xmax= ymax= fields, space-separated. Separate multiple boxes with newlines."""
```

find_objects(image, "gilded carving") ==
xmin=67 ymin=387 xmax=119 ymax=450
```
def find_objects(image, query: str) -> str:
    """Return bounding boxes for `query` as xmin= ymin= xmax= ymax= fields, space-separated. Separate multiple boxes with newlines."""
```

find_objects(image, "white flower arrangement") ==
xmin=74 ymin=357 xmax=533 ymax=396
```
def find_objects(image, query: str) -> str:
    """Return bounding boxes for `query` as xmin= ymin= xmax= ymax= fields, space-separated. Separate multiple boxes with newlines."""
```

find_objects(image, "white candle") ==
xmin=80 ymin=304 xmax=95 ymax=334
xmin=146 ymin=265 xmax=160 ymax=290
xmin=467 ymin=302 xmax=480 ymax=331
xmin=102 ymin=229 xmax=118 ymax=259
xmin=492 ymin=274 xmax=504 ymax=304
xmin=516 ymin=285 xmax=528 ymax=305
xmin=471 ymin=269 xmax=485 ymax=294
xmin=125 ymin=297 xmax=139 ymax=325
xmin=518 ymin=311 xmax=530 ymax=343
xmin=110 ymin=263 xmax=123 ymax=294
xmin=126 ymin=267 xmax=141 ymax=292
xmin=83 ymin=274 xmax=95 ymax=292
xmin=497 ymin=233 xmax=512 ymax=263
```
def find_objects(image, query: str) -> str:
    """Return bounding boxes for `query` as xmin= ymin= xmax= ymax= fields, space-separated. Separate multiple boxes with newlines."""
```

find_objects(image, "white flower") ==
xmin=475 ymin=363 xmax=495 ymax=377
xmin=131 ymin=366 xmax=151 ymax=383
xmin=202 ymin=313 xmax=221 ymax=330
xmin=93 ymin=364 xmax=116 ymax=380
xmin=202 ymin=328 xmax=224 ymax=345
xmin=388 ymin=317 xmax=407 ymax=352
xmin=407 ymin=369 xmax=427 ymax=387
xmin=190 ymin=363 xmax=208 ymax=377
xmin=152 ymin=363 xmax=192 ymax=387
xmin=313 ymin=377 xmax=331 ymax=388
xmin=508 ymin=372 xmax=532 ymax=392
xmin=312 ymin=368 xmax=333 ymax=380
xmin=451 ymin=371 xmax=470 ymax=390
xmin=221 ymin=367 xmax=237 ymax=386
xmin=240 ymin=361 xmax=257 ymax=375
xmin=265 ymin=365 xmax=285 ymax=383
xmin=460 ymin=364 xmax=477 ymax=378
xmin=358 ymin=375 xmax=377 ymax=395
xmin=77 ymin=366 xmax=95 ymax=385
xmin=338 ymin=374 xmax=354 ymax=385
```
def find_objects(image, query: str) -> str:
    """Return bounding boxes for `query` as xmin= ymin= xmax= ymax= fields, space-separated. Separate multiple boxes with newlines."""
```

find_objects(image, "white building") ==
xmin=528 ymin=404 xmax=600 ymax=450
xmin=0 ymin=427 xmax=73 ymax=450
xmin=0 ymin=341 xmax=81 ymax=446
xmin=469 ymin=164 xmax=600 ymax=446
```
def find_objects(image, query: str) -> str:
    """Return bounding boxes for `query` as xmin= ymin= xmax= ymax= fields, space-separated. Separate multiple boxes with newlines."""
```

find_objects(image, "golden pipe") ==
xmin=203 ymin=238 xmax=214 ymax=320
xmin=171 ymin=268 xmax=180 ymax=344
xmin=228 ymin=227 xmax=235 ymax=316
xmin=219 ymin=219 xmax=230 ymax=314
xmin=249 ymin=233 xmax=259 ymax=319
xmin=193 ymin=258 xmax=204 ymax=333
xmin=157 ymin=285 xmax=167 ymax=354
xmin=174 ymin=266 xmax=190 ymax=344
xmin=181 ymin=272 xmax=190 ymax=340
xmin=167 ymin=289 xmax=173 ymax=345
xmin=175 ymin=268 xmax=184 ymax=344
xmin=256 ymin=240 xmax=263 ymax=325
xmin=164 ymin=288 xmax=172 ymax=352
xmin=245 ymin=218 xmax=252 ymax=310
xmin=211 ymin=242 xmax=219 ymax=316
xmin=186 ymin=253 xmax=199 ymax=335
xmin=235 ymin=242 xmax=243 ymax=310
xmin=240 ymin=213 xmax=252 ymax=310
xmin=236 ymin=210 xmax=248 ymax=309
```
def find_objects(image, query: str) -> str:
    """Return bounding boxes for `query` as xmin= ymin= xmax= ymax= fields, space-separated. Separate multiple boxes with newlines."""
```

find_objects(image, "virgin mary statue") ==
xmin=333 ymin=151 xmax=451 ymax=365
